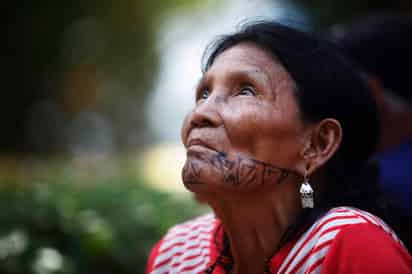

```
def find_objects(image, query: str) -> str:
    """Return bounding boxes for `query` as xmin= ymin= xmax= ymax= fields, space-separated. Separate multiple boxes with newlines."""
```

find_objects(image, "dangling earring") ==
xmin=299 ymin=172 xmax=314 ymax=208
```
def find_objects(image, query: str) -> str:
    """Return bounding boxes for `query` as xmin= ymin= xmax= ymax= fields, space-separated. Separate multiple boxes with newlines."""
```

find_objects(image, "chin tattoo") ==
xmin=182 ymin=149 xmax=300 ymax=189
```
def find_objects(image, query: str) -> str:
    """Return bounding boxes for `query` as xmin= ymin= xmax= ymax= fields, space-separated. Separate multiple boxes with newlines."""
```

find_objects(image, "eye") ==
xmin=197 ymin=89 xmax=210 ymax=101
xmin=237 ymin=85 xmax=256 ymax=96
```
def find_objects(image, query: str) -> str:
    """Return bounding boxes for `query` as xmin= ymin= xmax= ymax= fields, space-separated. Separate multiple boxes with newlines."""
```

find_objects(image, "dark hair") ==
xmin=331 ymin=14 xmax=412 ymax=102
xmin=203 ymin=21 xmax=385 ymax=241
xmin=330 ymin=14 xmax=412 ymax=251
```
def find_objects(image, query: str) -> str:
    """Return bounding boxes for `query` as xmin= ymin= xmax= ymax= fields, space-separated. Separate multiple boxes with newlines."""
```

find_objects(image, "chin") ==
xmin=182 ymin=180 xmax=204 ymax=190
xmin=182 ymin=176 xmax=217 ymax=195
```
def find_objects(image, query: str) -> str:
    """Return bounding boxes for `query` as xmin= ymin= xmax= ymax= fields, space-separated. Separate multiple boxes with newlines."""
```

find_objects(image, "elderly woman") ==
xmin=146 ymin=21 xmax=412 ymax=274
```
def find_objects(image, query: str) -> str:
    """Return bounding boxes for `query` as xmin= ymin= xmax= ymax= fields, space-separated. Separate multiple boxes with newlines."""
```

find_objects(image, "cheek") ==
xmin=223 ymin=102 xmax=303 ymax=164
xmin=222 ymin=102 xmax=264 ymax=144
xmin=222 ymin=102 xmax=288 ymax=145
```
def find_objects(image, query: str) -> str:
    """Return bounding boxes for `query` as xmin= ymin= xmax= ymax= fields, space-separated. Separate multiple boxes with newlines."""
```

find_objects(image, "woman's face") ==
xmin=181 ymin=43 xmax=307 ymax=195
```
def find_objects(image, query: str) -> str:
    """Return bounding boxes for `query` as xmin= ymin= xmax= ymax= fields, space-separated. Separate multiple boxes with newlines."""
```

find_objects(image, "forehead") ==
xmin=204 ymin=43 xmax=301 ymax=116
xmin=213 ymin=43 xmax=279 ymax=67
xmin=207 ymin=43 xmax=294 ymax=85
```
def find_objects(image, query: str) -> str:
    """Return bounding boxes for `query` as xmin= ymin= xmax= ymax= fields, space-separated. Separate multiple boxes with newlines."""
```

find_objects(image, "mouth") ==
xmin=187 ymin=139 xmax=217 ymax=151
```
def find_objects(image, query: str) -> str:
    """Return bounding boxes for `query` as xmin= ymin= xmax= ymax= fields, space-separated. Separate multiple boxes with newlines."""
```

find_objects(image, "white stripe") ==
xmin=352 ymin=209 xmax=380 ymax=226
xmin=340 ymin=207 xmax=386 ymax=228
xmin=150 ymin=214 xmax=215 ymax=274
xmin=285 ymin=218 xmax=365 ymax=273
xmin=356 ymin=208 xmax=388 ymax=230
xmin=154 ymin=237 xmax=210 ymax=267
xmin=152 ymin=247 xmax=210 ymax=274
xmin=159 ymin=225 xmax=215 ymax=252
xmin=319 ymin=229 xmax=340 ymax=244
xmin=150 ymin=265 xmax=168 ymax=274
xmin=344 ymin=208 xmax=396 ymax=239
xmin=165 ymin=219 xmax=215 ymax=240
xmin=161 ymin=232 xmax=211 ymax=252
xmin=289 ymin=228 xmax=339 ymax=273
xmin=166 ymin=224 xmax=211 ymax=239
xmin=296 ymin=244 xmax=330 ymax=274
xmin=278 ymin=210 xmax=364 ymax=273
xmin=352 ymin=208 xmax=403 ymax=245
xmin=318 ymin=218 xmax=365 ymax=234
xmin=155 ymin=232 xmax=211 ymax=264
xmin=278 ymin=211 xmax=357 ymax=273
xmin=278 ymin=223 xmax=317 ymax=273
xmin=282 ymin=207 xmax=404 ymax=274
xmin=164 ymin=239 xmax=210 ymax=263
xmin=159 ymin=229 xmax=212 ymax=253
xmin=173 ymin=249 xmax=210 ymax=274
xmin=295 ymin=230 xmax=339 ymax=274
xmin=180 ymin=259 xmax=210 ymax=274
xmin=310 ymin=263 xmax=322 ymax=274
xmin=173 ymin=246 xmax=210 ymax=267
xmin=278 ymin=207 xmax=404 ymax=274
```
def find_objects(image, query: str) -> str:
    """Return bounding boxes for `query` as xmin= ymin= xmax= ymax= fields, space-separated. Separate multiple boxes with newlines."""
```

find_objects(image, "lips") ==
xmin=187 ymin=139 xmax=217 ymax=152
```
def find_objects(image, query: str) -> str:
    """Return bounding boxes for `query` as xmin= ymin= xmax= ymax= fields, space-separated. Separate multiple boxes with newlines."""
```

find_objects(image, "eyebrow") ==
xmin=195 ymin=76 xmax=207 ymax=90
xmin=235 ymin=69 xmax=270 ymax=84
xmin=198 ymin=68 xmax=270 ymax=86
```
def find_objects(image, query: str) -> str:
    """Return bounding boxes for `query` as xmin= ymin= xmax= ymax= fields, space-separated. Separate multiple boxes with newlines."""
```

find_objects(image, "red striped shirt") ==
xmin=146 ymin=207 xmax=411 ymax=274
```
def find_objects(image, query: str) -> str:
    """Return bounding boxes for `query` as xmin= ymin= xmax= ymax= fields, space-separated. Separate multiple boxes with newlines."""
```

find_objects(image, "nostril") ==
xmin=191 ymin=118 xmax=213 ymax=128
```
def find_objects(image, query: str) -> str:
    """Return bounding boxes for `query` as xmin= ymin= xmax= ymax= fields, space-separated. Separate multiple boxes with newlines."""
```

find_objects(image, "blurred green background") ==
xmin=2 ymin=0 xmax=412 ymax=273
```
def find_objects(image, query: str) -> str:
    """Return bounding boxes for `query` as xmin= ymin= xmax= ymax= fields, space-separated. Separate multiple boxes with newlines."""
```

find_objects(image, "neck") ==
xmin=203 ymin=186 xmax=301 ymax=274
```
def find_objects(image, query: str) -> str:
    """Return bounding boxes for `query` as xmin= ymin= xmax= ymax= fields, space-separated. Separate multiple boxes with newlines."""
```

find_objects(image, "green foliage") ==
xmin=0 ymin=177 xmax=204 ymax=274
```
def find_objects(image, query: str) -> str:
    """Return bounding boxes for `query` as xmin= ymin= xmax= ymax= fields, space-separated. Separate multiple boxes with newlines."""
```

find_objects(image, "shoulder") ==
xmin=146 ymin=213 xmax=218 ymax=274
xmin=322 ymin=222 xmax=412 ymax=273
xmin=277 ymin=207 xmax=411 ymax=274
xmin=317 ymin=206 xmax=403 ymax=243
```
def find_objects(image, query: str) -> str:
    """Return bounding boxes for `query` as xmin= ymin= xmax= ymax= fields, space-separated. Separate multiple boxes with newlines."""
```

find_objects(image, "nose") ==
xmin=190 ymin=95 xmax=222 ymax=128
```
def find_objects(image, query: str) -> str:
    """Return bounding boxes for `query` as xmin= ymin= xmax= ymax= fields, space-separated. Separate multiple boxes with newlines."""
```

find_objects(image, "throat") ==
xmin=225 ymin=227 xmax=280 ymax=274
xmin=208 ymin=196 xmax=298 ymax=274
xmin=208 ymin=232 xmax=273 ymax=274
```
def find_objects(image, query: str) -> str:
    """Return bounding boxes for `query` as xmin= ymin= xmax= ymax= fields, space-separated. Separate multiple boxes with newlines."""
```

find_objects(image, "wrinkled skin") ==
xmin=181 ymin=43 xmax=309 ymax=196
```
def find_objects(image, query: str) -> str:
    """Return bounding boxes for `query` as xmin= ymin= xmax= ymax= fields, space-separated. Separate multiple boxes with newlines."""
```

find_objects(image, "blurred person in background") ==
xmin=146 ymin=21 xmax=412 ymax=274
xmin=331 ymin=14 xmax=412 ymax=251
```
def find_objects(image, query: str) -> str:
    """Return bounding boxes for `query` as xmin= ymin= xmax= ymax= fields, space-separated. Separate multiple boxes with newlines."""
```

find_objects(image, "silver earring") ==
xmin=300 ymin=173 xmax=314 ymax=208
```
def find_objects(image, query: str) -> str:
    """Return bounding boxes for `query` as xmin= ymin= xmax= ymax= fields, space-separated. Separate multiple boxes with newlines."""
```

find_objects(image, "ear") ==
xmin=300 ymin=118 xmax=342 ymax=175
